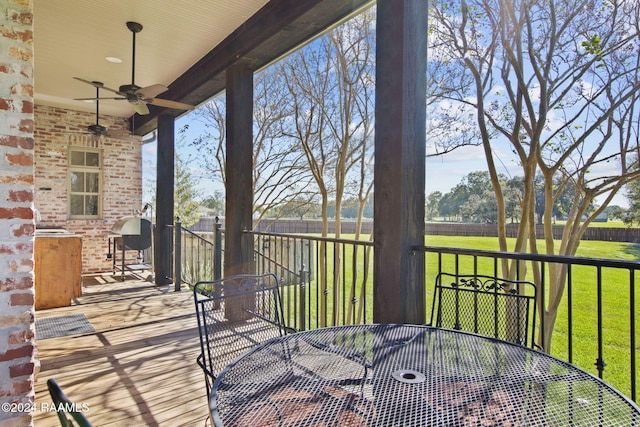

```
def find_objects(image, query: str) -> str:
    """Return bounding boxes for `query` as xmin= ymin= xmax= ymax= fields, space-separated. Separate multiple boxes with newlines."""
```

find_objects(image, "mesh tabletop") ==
xmin=210 ymin=324 xmax=640 ymax=426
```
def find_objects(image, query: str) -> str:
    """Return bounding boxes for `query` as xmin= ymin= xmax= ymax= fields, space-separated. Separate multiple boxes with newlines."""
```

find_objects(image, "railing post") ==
xmin=299 ymin=267 xmax=307 ymax=331
xmin=174 ymin=217 xmax=182 ymax=292
xmin=214 ymin=216 xmax=222 ymax=280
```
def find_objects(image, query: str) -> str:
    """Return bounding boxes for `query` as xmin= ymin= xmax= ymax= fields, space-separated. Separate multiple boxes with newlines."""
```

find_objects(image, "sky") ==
xmin=143 ymin=121 xmax=630 ymax=212
xmin=425 ymin=144 xmax=629 ymax=208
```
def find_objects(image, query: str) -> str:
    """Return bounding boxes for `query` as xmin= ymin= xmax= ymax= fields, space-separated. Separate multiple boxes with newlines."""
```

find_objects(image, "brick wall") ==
xmin=34 ymin=105 xmax=143 ymax=273
xmin=0 ymin=0 xmax=36 ymax=425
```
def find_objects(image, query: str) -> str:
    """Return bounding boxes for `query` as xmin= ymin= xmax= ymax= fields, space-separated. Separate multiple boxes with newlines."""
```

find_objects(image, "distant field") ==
xmin=429 ymin=218 xmax=632 ymax=229
xmin=424 ymin=234 xmax=640 ymax=260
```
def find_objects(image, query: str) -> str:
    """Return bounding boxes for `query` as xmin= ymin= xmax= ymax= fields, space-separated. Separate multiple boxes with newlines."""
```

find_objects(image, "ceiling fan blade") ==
xmin=74 ymin=97 xmax=125 ymax=101
xmin=147 ymin=98 xmax=196 ymax=111
xmin=135 ymin=84 xmax=168 ymax=99
xmin=73 ymin=77 xmax=120 ymax=95
xmin=131 ymin=102 xmax=150 ymax=115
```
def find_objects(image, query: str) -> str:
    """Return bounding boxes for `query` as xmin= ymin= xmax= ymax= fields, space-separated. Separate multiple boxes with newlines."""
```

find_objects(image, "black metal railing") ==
xmin=247 ymin=230 xmax=375 ymax=331
xmin=415 ymin=245 xmax=639 ymax=403
xmin=174 ymin=219 xmax=222 ymax=287
xmin=176 ymin=226 xmax=638 ymax=403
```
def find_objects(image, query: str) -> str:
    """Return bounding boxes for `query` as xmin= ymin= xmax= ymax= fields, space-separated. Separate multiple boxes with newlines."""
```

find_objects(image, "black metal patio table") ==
xmin=210 ymin=324 xmax=640 ymax=426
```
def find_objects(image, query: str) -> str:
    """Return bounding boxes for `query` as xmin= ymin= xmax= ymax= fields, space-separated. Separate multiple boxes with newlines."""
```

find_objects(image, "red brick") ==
xmin=0 ymin=173 xmax=34 ymax=185
xmin=8 ymin=329 xmax=34 ymax=345
xmin=21 ymin=100 xmax=33 ymax=113
xmin=12 ymin=378 xmax=33 ymax=395
xmin=18 ymin=118 xmax=33 ymax=133
xmin=34 ymin=104 xmax=143 ymax=274
xmin=8 ymin=46 xmax=32 ymax=62
xmin=8 ymin=190 xmax=32 ymax=203
xmin=0 ymin=98 xmax=12 ymax=110
xmin=10 ymin=293 xmax=33 ymax=306
xmin=12 ymin=83 xmax=33 ymax=97
xmin=6 ymin=152 xmax=32 ymax=166
xmin=10 ymin=223 xmax=34 ymax=238
xmin=0 ymin=135 xmax=34 ymax=149
xmin=0 ymin=28 xmax=32 ymax=43
xmin=0 ymin=208 xmax=33 ymax=220
xmin=8 ymin=258 xmax=33 ymax=273
xmin=0 ymin=277 xmax=33 ymax=294
xmin=0 ymin=344 xmax=33 ymax=362
xmin=7 ymin=8 xmax=33 ymax=25
xmin=9 ymin=362 xmax=34 ymax=378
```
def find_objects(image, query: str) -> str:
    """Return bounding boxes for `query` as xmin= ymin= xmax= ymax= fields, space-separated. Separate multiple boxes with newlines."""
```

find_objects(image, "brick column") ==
xmin=0 ymin=1 xmax=37 ymax=425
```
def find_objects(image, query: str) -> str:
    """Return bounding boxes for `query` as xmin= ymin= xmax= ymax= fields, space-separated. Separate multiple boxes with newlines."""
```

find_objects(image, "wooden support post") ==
xmin=224 ymin=62 xmax=254 ymax=277
xmin=155 ymin=114 xmax=175 ymax=286
xmin=373 ymin=0 xmax=427 ymax=324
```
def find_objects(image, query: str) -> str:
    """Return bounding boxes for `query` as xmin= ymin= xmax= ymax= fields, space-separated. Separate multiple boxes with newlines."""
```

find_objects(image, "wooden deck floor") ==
xmin=33 ymin=273 xmax=210 ymax=427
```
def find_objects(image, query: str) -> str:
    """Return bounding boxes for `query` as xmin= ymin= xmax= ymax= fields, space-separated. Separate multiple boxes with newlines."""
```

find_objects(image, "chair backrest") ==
xmin=431 ymin=273 xmax=538 ymax=348
xmin=46 ymin=378 xmax=92 ymax=427
xmin=193 ymin=273 xmax=292 ymax=396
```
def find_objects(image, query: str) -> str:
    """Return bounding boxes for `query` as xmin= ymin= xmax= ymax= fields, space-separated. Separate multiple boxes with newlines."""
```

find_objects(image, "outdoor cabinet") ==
xmin=34 ymin=231 xmax=82 ymax=309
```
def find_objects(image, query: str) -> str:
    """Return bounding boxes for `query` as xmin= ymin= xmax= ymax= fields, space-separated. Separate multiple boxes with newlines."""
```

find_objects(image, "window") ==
xmin=68 ymin=147 xmax=102 ymax=219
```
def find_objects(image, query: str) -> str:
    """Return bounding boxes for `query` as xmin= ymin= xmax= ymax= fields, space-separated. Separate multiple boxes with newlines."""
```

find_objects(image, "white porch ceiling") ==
xmin=33 ymin=0 xmax=270 ymax=118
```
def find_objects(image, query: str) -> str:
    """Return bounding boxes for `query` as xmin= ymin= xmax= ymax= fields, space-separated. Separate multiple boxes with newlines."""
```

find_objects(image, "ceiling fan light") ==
xmin=105 ymin=56 xmax=122 ymax=63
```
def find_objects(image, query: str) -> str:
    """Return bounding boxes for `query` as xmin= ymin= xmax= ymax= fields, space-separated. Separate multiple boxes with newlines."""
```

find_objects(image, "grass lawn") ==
xmin=285 ymin=233 xmax=639 ymax=400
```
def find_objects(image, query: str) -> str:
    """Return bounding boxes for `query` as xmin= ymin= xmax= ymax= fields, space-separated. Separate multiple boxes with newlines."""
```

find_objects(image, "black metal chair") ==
xmin=430 ymin=273 xmax=538 ymax=349
xmin=193 ymin=273 xmax=295 ymax=399
xmin=46 ymin=378 xmax=92 ymax=427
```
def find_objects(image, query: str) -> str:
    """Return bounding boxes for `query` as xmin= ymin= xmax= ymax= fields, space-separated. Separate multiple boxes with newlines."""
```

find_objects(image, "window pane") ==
xmin=70 ymin=172 xmax=84 ymax=192
xmin=70 ymin=195 xmax=84 ymax=215
xmin=68 ymin=148 xmax=102 ymax=219
xmin=70 ymin=151 xmax=85 ymax=166
xmin=86 ymin=152 xmax=99 ymax=167
xmin=86 ymin=173 xmax=99 ymax=192
xmin=86 ymin=196 xmax=99 ymax=215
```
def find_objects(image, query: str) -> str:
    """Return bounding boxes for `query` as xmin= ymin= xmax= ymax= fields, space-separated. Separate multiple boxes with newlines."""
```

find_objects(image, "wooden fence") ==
xmin=189 ymin=217 xmax=640 ymax=243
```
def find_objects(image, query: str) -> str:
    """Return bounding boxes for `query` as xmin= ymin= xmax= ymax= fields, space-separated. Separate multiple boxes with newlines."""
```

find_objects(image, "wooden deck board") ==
xmin=34 ymin=275 xmax=210 ymax=427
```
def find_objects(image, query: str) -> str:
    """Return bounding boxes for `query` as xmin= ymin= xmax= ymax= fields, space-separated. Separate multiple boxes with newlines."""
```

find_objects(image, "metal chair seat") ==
xmin=431 ymin=273 xmax=539 ymax=349
xmin=193 ymin=273 xmax=293 ymax=400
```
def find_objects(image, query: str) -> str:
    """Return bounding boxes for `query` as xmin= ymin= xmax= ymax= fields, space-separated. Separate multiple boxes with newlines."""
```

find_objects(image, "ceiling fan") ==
xmin=76 ymin=82 xmax=142 ymax=143
xmin=74 ymin=21 xmax=195 ymax=115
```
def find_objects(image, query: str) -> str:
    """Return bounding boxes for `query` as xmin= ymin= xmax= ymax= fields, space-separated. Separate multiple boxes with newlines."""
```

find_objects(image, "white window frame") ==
xmin=68 ymin=147 xmax=103 ymax=219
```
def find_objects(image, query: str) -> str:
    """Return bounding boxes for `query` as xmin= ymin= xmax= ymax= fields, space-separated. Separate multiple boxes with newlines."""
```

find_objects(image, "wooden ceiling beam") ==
xmin=133 ymin=0 xmax=373 ymax=135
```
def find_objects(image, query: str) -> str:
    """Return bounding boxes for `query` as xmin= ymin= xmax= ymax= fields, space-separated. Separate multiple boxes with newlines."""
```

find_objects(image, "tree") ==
xmin=274 ymin=196 xmax=320 ymax=219
xmin=427 ymin=191 xmax=443 ymax=220
xmin=202 ymin=190 xmax=225 ymax=216
xmin=438 ymin=183 xmax=468 ymax=221
xmin=174 ymin=155 xmax=200 ymax=227
xmin=429 ymin=0 xmax=640 ymax=350
xmin=459 ymin=192 xmax=499 ymax=223
xmin=278 ymin=8 xmax=376 ymax=325
xmin=503 ymin=178 xmax=522 ymax=223
xmin=279 ymin=9 xmax=375 ymax=238
xmin=620 ymin=172 xmax=640 ymax=225
xmin=187 ymin=68 xmax=315 ymax=224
